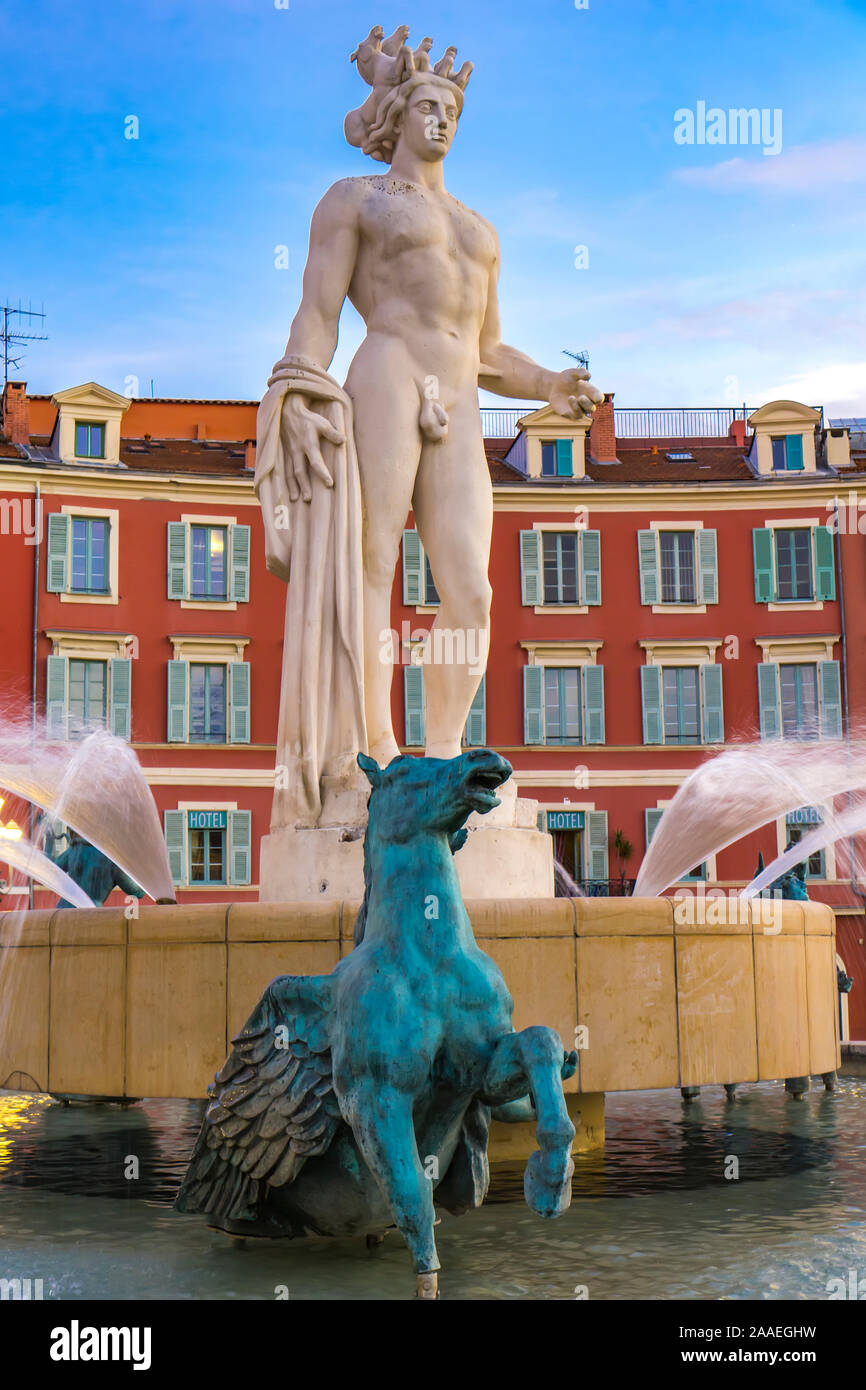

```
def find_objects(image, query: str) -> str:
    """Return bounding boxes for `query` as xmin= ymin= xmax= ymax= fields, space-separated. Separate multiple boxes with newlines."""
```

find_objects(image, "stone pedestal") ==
xmin=258 ymin=777 xmax=555 ymax=902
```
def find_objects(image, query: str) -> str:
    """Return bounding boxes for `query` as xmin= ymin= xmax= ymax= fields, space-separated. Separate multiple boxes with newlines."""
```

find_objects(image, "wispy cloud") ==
xmin=753 ymin=361 xmax=866 ymax=413
xmin=673 ymin=138 xmax=866 ymax=193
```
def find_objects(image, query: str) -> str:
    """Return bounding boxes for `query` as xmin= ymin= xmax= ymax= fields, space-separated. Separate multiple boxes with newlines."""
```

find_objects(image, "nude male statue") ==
xmin=269 ymin=26 xmax=602 ymax=771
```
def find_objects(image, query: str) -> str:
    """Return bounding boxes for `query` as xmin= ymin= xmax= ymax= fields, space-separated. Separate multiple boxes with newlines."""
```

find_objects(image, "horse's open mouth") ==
xmin=463 ymin=768 xmax=508 ymax=813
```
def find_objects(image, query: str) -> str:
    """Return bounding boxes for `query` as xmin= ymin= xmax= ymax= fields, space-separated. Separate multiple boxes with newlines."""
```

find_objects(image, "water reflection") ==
xmin=0 ymin=1082 xmax=864 ymax=1300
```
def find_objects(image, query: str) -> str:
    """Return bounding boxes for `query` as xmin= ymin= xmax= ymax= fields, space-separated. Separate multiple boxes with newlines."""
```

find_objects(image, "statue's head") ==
xmin=357 ymin=747 xmax=511 ymax=846
xmin=345 ymin=25 xmax=472 ymax=165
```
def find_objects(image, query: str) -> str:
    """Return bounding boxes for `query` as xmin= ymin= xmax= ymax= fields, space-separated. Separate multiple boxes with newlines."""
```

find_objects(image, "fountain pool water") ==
xmin=1 ymin=1081 xmax=863 ymax=1299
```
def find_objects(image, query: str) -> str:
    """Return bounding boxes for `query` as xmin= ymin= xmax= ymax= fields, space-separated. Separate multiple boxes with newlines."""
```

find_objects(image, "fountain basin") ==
xmin=0 ymin=897 xmax=839 ymax=1159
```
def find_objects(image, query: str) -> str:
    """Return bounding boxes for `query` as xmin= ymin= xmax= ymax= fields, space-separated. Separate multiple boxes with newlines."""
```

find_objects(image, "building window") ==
xmin=753 ymin=525 xmax=834 ymax=604
xmin=520 ymin=529 xmax=601 ymax=606
xmin=163 ymin=808 xmax=251 ymax=887
xmin=542 ymin=533 xmax=579 ymax=604
xmin=523 ymin=662 xmax=605 ymax=745
xmin=779 ymin=663 xmax=820 ymax=739
xmin=637 ymin=528 xmax=718 ymax=607
xmin=190 ymin=525 xmax=228 ymax=600
xmin=68 ymin=658 xmax=107 ymax=735
xmin=544 ymin=667 xmax=582 ymax=744
xmin=74 ymin=421 xmax=106 ymax=459
xmin=70 ymin=516 xmax=110 ymax=594
xmin=403 ymin=665 xmax=486 ymax=746
xmin=401 ymin=530 xmax=440 ymax=606
xmin=189 ymin=664 xmax=227 ymax=742
xmin=661 ymin=666 xmax=701 ymax=744
xmin=189 ymin=826 xmax=226 ymax=884
xmin=786 ymin=818 xmax=825 ymax=878
xmin=541 ymin=439 xmax=573 ymax=477
xmin=774 ymin=529 xmax=813 ymax=601
xmin=659 ymin=531 xmax=697 ymax=604
xmin=771 ymin=434 xmax=804 ymax=472
xmin=423 ymin=554 xmax=440 ymax=605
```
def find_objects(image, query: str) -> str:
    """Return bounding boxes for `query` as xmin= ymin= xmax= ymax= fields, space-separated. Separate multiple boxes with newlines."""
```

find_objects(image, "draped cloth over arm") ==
xmin=255 ymin=356 xmax=366 ymax=829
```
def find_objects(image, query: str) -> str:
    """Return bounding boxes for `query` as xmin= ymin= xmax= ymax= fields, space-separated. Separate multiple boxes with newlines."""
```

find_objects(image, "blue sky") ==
xmin=2 ymin=0 xmax=865 ymax=413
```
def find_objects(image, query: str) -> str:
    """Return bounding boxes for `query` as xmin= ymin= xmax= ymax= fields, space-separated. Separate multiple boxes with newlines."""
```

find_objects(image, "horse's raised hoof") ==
xmin=415 ymin=1271 xmax=439 ymax=1300
xmin=561 ymin=1049 xmax=578 ymax=1082
xmin=524 ymin=1148 xmax=574 ymax=1218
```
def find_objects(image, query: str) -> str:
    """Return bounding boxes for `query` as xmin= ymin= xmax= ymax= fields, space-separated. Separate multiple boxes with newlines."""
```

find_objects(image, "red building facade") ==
xmin=2 ymin=380 xmax=865 ymax=1038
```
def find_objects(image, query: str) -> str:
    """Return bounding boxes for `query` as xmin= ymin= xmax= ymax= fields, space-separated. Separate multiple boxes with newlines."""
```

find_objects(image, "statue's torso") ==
xmin=343 ymin=175 xmax=496 ymax=391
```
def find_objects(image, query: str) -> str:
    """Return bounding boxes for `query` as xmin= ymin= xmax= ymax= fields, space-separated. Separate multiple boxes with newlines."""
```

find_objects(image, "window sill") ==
xmin=60 ymin=590 xmax=118 ymax=605
xmin=650 ymin=603 xmax=707 ymax=615
xmin=533 ymin=604 xmax=589 ymax=615
xmin=767 ymin=600 xmax=824 ymax=612
xmin=414 ymin=605 xmax=439 ymax=614
xmin=180 ymin=599 xmax=238 ymax=611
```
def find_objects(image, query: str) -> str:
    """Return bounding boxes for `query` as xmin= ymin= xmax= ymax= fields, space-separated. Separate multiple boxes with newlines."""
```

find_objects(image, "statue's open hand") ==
xmin=280 ymin=394 xmax=345 ymax=502
xmin=548 ymin=368 xmax=605 ymax=422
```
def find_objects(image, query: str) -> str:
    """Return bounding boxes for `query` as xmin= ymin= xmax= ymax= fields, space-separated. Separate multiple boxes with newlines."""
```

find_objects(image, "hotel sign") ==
xmin=786 ymin=807 xmax=822 ymax=826
xmin=547 ymin=810 xmax=585 ymax=832
xmin=188 ymin=810 xmax=227 ymax=830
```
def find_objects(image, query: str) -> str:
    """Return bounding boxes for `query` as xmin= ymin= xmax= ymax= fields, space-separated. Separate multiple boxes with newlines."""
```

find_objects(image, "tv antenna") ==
xmin=1 ymin=301 xmax=48 ymax=386
xmin=562 ymin=349 xmax=590 ymax=371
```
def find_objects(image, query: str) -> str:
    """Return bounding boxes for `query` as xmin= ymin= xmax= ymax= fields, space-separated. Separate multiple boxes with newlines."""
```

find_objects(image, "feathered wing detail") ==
xmin=175 ymin=974 xmax=340 ymax=1224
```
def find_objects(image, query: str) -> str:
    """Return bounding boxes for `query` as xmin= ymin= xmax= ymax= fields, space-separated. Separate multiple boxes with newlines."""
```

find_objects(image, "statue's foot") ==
xmin=524 ymin=1147 xmax=574 ymax=1219
xmin=368 ymin=736 xmax=401 ymax=768
xmin=415 ymin=1271 xmax=439 ymax=1300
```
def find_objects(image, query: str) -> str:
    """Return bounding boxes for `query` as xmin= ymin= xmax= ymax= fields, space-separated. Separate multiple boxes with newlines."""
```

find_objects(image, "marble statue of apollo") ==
xmin=256 ymin=26 xmax=602 ymax=830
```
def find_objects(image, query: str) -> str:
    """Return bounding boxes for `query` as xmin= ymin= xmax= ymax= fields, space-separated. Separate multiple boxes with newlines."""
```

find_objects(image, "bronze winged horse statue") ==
xmin=176 ymin=748 xmax=577 ymax=1298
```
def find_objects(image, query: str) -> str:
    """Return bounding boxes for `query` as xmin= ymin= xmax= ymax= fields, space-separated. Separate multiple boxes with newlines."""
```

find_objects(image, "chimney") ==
xmin=1 ymin=381 xmax=30 ymax=446
xmin=244 ymin=438 xmax=257 ymax=471
xmin=195 ymin=420 xmax=208 ymax=441
xmin=728 ymin=418 xmax=746 ymax=447
xmin=589 ymin=392 xmax=617 ymax=462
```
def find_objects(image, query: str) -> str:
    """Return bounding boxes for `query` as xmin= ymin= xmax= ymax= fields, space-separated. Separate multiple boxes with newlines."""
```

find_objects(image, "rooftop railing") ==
xmin=479 ymin=404 xmax=823 ymax=440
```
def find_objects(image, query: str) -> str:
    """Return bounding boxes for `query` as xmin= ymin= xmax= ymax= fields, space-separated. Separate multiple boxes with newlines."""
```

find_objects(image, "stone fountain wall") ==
xmin=0 ymin=897 xmax=840 ymax=1157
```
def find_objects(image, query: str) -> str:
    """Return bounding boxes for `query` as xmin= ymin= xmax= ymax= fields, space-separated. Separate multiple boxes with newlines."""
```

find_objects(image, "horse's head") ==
xmin=357 ymin=747 xmax=512 ymax=846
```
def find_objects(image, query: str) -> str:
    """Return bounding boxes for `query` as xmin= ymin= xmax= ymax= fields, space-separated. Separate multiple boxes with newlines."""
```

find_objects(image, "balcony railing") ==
xmin=556 ymin=879 xmax=637 ymax=898
xmin=479 ymin=404 xmax=823 ymax=441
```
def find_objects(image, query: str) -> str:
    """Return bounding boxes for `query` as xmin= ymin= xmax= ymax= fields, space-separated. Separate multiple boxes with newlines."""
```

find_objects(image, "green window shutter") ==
xmin=637 ymin=530 xmax=660 ymax=604
xmin=167 ymin=659 xmax=189 ymax=742
xmin=813 ymin=525 xmax=836 ymax=601
xmin=555 ymin=438 xmax=573 ymax=477
xmin=819 ymin=661 xmax=842 ymax=739
xmin=697 ymin=529 xmax=719 ymax=604
xmin=45 ymin=655 xmax=68 ymax=740
xmin=229 ymin=524 xmax=251 ymax=602
xmin=640 ymin=665 xmax=663 ymax=744
xmin=229 ymin=661 xmax=251 ymax=743
xmin=523 ymin=665 xmax=545 ymax=744
xmin=580 ymin=529 xmax=602 ymax=605
xmin=402 ymin=529 xmax=424 ymax=605
xmin=163 ymin=810 xmax=187 ymax=887
xmin=229 ymin=809 xmax=252 ymax=886
xmin=701 ymin=663 xmax=724 ymax=743
xmin=463 ymin=676 xmax=486 ymax=747
xmin=753 ymin=528 xmax=774 ymax=603
xmin=109 ymin=657 xmax=132 ymax=740
xmin=785 ymin=433 xmax=804 ymax=471
xmin=46 ymin=513 xmax=69 ymax=592
xmin=403 ymin=664 xmax=425 ymax=746
xmin=585 ymin=810 xmax=609 ymax=881
xmin=519 ymin=530 xmax=542 ymax=605
xmin=645 ymin=807 xmax=665 ymax=850
xmin=167 ymin=522 xmax=188 ymax=600
xmin=582 ymin=665 xmax=605 ymax=744
xmin=758 ymin=663 xmax=781 ymax=739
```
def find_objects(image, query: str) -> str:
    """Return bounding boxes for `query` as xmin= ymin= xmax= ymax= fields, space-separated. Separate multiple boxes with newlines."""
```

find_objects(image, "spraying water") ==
xmin=634 ymin=740 xmax=866 ymax=898
xmin=741 ymin=798 xmax=866 ymax=900
xmin=0 ymin=834 xmax=93 ymax=908
xmin=0 ymin=720 xmax=173 ymax=902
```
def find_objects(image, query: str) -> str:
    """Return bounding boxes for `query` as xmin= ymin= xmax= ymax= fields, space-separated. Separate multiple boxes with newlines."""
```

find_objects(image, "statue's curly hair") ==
xmin=345 ymin=72 xmax=464 ymax=165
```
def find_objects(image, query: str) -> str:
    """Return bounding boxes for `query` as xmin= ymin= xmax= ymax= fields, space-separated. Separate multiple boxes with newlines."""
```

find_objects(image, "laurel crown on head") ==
xmin=344 ymin=25 xmax=473 ymax=163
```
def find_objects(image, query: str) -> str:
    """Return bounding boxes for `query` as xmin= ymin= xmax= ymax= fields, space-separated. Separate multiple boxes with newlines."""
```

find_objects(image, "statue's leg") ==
xmin=342 ymin=1078 xmax=439 ymax=1290
xmin=347 ymin=355 xmax=423 ymax=766
xmin=483 ymin=1027 xmax=576 ymax=1218
xmin=412 ymin=400 xmax=493 ymax=759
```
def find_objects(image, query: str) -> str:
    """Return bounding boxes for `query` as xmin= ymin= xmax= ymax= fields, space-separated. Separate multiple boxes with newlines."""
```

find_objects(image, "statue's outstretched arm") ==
xmin=478 ymin=230 xmax=603 ymax=422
